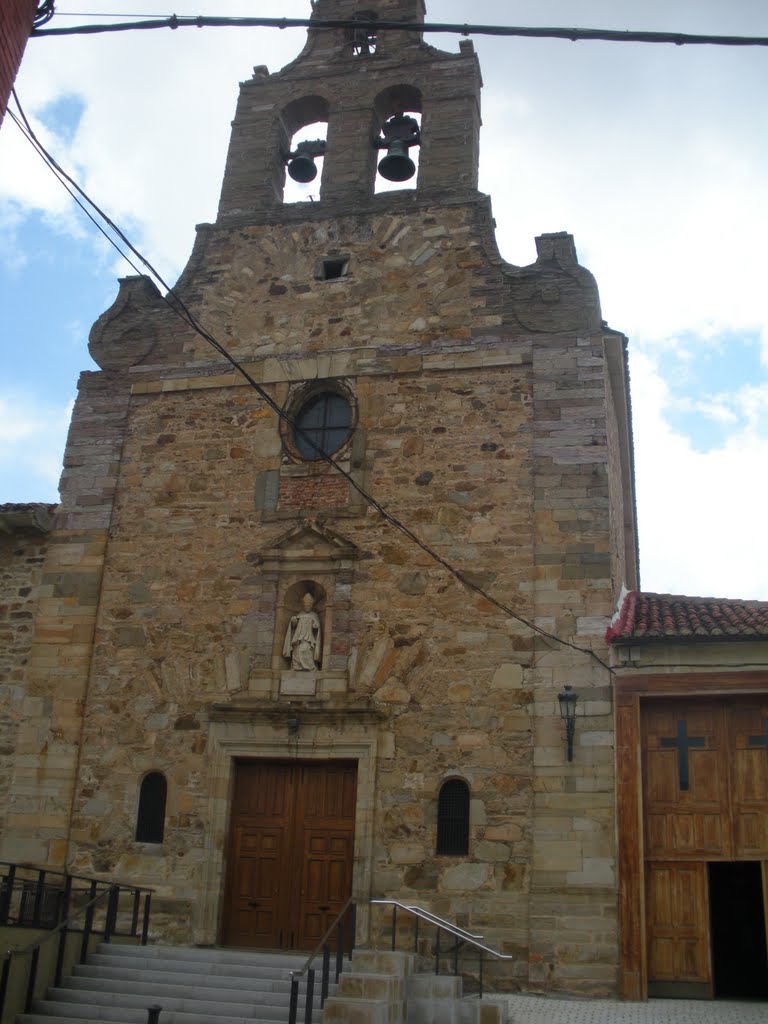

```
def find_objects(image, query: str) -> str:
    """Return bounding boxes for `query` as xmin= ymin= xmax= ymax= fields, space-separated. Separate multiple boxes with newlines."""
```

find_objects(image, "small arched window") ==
xmin=135 ymin=772 xmax=167 ymax=844
xmin=436 ymin=778 xmax=470 ymax=856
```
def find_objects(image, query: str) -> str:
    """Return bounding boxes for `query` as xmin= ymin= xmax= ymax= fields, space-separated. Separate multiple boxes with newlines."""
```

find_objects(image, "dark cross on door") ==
xmin=748 ymin=719 xmax=768 ymax=749
xmin=660 ymin=719 xmax=705 ymax=791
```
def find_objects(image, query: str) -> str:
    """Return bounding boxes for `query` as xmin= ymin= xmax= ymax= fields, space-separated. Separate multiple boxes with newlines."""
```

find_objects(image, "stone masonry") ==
xmin=1 ymin=0 xmax=637 ymax=996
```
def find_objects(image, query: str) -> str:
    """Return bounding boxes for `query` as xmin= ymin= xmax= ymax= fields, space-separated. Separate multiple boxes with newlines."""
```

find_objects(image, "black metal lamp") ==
xmin=557 ymin=685 xmax=579 ymax=762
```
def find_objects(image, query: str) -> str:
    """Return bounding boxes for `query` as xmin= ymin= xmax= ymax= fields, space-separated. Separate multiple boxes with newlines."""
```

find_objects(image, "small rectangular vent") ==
xmin=320 ymin=258 xmax=349 ymax=281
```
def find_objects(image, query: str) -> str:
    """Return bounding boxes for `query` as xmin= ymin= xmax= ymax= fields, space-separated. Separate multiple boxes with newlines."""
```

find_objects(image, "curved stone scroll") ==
xmin=507 ymin=232 xmax=603 ymax=334
xmin=88 ymin=275 xmax=164 ymax=370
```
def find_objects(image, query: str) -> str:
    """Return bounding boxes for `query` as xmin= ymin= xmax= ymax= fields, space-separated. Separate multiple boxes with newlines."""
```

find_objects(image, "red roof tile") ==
xmin=606 ymin=590 xmax=768 ymax=644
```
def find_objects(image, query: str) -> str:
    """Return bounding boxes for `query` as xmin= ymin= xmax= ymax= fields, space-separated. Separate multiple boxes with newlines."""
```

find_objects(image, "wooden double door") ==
xmin=223 ymin=760 xmax=357 ymax=951
xmin=642 ymin=699 xmax=768 ymax=998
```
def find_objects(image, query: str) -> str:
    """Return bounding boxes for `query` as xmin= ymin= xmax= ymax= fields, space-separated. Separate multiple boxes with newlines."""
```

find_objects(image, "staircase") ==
xmin=321 ymin=950 xmax=508 ymax=1024
xmin=17 ymin=942 xmax=330 ymax=1024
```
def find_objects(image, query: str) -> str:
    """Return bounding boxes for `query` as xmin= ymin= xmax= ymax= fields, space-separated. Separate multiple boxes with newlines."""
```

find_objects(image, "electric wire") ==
xmin=9 ymin=88 xmax=615 ymax=678
xmin=8 ymin=101 xmax=148 ymax=283
xmin=33 ymin=2 xmax=56 ymax=29
xmin=31 ymin=15 xmax=768 ymax=48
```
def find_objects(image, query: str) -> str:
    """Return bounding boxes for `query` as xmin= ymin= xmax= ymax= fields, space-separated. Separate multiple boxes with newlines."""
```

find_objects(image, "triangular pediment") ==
xmin=260 ymin=518 xmax=357 ymax=565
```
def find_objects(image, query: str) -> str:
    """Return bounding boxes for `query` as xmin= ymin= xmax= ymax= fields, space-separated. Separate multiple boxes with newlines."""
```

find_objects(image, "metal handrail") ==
xmin=0 ymin=885 xmax=111 ymax=963
xmin=371 ymin=899 xmax=513 ymax=960
xmin=292 ymin=895 xmax=355 ymax=981
xmin=288 ymin=898 xmax=356 ymax=1024
xmin=0 ymin=867 xmax=155 ymax=1021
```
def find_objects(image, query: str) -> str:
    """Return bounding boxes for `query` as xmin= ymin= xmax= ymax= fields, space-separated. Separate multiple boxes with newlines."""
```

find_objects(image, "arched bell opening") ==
xmin=347 ymin=10 xmax=379 ymax=57
xmin=372 ymin=85 xmax=423 ymax=194
xmin=281 ymin=95 xmax=330 ymax=204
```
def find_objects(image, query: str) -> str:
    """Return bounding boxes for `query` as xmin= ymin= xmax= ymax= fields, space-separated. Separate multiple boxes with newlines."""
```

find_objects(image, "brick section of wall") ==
xmin=0 ymin=0 xmax=36 ymax=123
xmin=278 ymin=474 xmax=349 ymax=511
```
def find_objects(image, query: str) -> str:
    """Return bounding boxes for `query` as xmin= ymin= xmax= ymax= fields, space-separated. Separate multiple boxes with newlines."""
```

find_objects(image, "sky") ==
xmin=1 ymin=1 xmax=767 ymax=602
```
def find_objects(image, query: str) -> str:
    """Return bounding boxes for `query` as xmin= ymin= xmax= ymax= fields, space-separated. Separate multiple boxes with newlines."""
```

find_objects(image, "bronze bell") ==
xmin=378 ymin=140 xmax=416 ymax=182
xmin=286 ymin=139 xmax=327 ymax=184
xmin=374 ymin=113 xmax=420 ymax=183
xmin=287 ymin=153 xmax=318 ymax=183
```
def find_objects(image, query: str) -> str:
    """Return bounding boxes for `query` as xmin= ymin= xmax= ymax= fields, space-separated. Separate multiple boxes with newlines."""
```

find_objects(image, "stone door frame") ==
xmin=195 ymin=710 xmax=379 ymax=946
xmin=615 ymin=671 xmax=768 ymax=1000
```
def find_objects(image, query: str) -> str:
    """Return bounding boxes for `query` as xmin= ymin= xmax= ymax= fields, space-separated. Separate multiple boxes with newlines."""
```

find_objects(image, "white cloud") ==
xmin=0 ymin=394 xmax=72 ymax=502
xmin=630 ymin=353 xmax=768 ymax=600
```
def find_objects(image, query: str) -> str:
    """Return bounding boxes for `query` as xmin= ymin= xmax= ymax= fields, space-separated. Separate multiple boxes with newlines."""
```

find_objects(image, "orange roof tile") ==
xmin=607 ymin=590 xmax=768 ymax=644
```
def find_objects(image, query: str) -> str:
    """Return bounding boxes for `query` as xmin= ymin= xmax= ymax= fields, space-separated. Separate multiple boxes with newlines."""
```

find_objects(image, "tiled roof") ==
xmin=606 ymin=590 xmax=768 ymax=644
xmin=0 ymin=503 xmax=57 ymax=534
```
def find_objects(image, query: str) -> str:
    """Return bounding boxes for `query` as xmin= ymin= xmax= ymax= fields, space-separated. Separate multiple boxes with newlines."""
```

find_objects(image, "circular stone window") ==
xmin=292 ymin=389 xmax=354 ymax=461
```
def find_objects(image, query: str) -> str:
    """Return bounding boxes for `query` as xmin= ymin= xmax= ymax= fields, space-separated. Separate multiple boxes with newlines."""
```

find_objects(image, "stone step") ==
xmin=347 ymin=950 xmax=415 ymax=978
xmin=19 ymin=1017 xmax=136 ymax=1024
xmin=97 ymin=943 xmax=306 ymax=969
xmin=23 ymin=942 xmax=328 ymax=1024
xmin=62 ymin=974 xmax=330 ymax=1008
xmin=72 ymin=962 xmax=302 ymax=993
xmin=407 ymin=974 xmax=463 ymax=999
xmin=321 ymin=997 xmax=392 ymax=1024
xmin=29 ymin=1001 xmax=288 ymax=1024
xmin=337 ymin=971 xmax=405 ymax=1002
xmin=86 ymin=952 xmax=301 ymax=980
xmin=459 ymin=997 xmax=508 ymax=1024
xmin=49 ymin=984 xmax=323 ymax=1016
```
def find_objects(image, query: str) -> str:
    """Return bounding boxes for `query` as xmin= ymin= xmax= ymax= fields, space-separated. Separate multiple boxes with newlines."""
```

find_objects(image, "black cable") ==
xmin=31 ymin=15 xmax=768 ymax=48
xmin=33 ymin=2 xmax=56 ymax=29
xmin=9 ymin=89 xmax=614 ymax=677
xmin=8 ymin=95 xmax=149 ymax=281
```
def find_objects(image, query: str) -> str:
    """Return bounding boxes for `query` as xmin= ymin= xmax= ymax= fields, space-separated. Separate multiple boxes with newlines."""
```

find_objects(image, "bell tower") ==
xmin=217 ymin=0 xmax=481 ymax=214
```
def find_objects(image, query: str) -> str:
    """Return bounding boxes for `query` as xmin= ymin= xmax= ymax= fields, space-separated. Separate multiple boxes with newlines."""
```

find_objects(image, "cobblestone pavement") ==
xmin=503 ymin=994 xmax=768 ymax=1023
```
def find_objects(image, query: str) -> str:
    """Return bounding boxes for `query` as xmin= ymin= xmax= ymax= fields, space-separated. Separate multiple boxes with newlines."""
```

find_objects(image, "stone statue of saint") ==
xmin=282 ymin=592 xmax=322 ymax=671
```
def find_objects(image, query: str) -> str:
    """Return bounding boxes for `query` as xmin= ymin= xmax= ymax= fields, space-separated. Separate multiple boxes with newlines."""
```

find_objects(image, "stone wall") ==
xmin=0 ymin=527 xmax=48 ymax=836
xmin=49 ymin=202 xmax=627 ymax=993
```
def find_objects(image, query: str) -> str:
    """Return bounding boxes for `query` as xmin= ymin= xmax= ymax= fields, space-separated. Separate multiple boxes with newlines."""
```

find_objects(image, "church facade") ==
xmin=2 ymin=0 xmax=766 ymax=1002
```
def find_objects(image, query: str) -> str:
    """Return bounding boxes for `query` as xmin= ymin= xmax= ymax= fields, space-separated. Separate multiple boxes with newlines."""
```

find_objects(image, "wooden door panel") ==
xmin=225 ymin=825 xmax=286 ymax=947
xmin=224 ymin=761 xmax=357 ymax=951
xmin=730 ymin=703 xmax=768 ymax=857
xmin=643 ymin=703 xmax=730 ymax=858
xmin=233 ymin=761 xmax=293 ymax=817
xmin=298 ymin=829 xmax=354 ymax=948
xmin=647 ymin=862 xmax=710 ymax=989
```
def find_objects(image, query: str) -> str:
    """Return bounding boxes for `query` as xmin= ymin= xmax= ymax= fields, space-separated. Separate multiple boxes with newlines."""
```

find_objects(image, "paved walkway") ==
xmin=502 ymin=994 xmax=768 ymax=1023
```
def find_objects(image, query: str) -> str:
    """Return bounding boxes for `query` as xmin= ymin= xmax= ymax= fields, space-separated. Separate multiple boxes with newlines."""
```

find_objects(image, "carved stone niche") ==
xmin=249 ymin=519 xmax=357 ymax=702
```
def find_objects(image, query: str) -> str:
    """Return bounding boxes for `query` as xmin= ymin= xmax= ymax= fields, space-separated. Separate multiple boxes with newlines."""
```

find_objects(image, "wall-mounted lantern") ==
xmin=287 ymin=715 xmax=300 ymax=734
xmin=557 ymin=685 xmax=579 ymax=762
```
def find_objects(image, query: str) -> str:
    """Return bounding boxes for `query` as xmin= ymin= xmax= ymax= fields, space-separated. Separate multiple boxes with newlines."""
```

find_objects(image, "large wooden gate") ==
xmin=642 ymin=698 xmax=768 ymax=997
xmin=223 ymin=760 xmax=357 ymax=950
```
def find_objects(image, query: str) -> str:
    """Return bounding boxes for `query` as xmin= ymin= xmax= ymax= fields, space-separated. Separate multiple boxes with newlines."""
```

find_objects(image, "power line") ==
xmin=53 ymin=11 xmax=170 ymax=17
xmin=9 ymin=89 xmax=615 ymax=678
xmin=31 ymin=15 xmax=768 ymax=47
